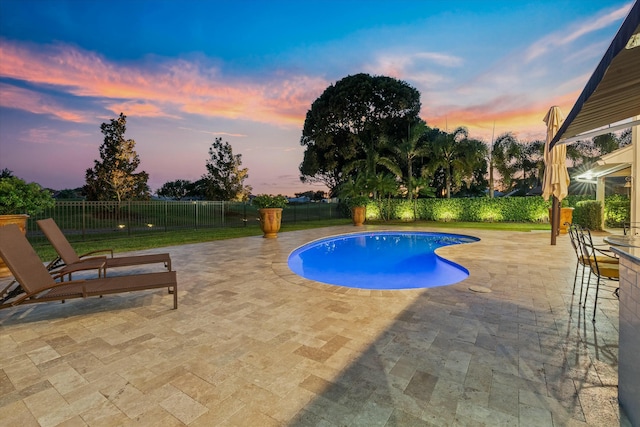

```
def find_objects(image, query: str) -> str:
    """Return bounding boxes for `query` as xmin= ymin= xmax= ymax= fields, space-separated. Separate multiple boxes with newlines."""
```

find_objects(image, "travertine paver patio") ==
xmin=0 ymin=225 xmax=623 ymax=426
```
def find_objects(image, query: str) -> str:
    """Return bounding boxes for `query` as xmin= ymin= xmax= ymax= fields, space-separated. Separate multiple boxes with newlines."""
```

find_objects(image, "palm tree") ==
xmin=491 ymin=132 xmax=523 ymax=192
xmin=338 ymin=173 xmax=370 ymax=199
xmin=523 ymin=140 xmax=545 ymax=189
xmin=424 ymin=126 xmax=480 ymax=198
xmin=456 ymin=137 xmax=488 ymax=193
xmin=343 ymin=137 xmax=401 ymax=198
xmin=410 ymin=176 xmax=435 ymax=199
xmin=369 ymin=172 xmax=399 ymax=220
xmin=390 ymin=121 xmax=430 ymax=200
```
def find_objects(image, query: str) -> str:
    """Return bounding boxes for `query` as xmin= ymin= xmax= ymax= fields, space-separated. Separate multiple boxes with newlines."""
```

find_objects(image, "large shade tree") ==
xmin=157 ymin=179 xmax=193 ymax=200
xmin=84 ymin=113 xmax=150 ymax=201
xmin=299 ymin=73 xmax=421 ymax=195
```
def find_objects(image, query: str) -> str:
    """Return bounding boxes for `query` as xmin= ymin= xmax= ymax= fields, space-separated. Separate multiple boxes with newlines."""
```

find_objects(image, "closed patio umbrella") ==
xmin=542 ymin=106 xmax=569 ymax=245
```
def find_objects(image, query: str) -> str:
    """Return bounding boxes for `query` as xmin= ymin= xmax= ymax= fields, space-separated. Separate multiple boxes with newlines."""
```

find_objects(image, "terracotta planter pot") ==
xmin=0 ymin=214 xmax=29 ymax=277
xmin=351 ymin=206 xmax=366 ymax=226
xmin=549 ymin=207 xmax=574 ymax=234
xmin=259 ymin=208 xmax=283 ymax=238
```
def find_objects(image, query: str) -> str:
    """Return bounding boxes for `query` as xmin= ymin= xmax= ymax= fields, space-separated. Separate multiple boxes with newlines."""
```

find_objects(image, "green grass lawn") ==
xmin=30 ymin=219 xmax=551 ymax=261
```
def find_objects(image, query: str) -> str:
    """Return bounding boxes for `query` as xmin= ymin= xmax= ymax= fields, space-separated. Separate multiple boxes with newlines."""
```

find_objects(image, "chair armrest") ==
xmin=51 ymin=258 xmax=107 ymax=280
xmin=593 ymin=247 xmax=618 ymax=259
xmin=623 ymin=222 xmax=640 ymax=236
xmin=79 ymin=249 xmax=113 ymax=258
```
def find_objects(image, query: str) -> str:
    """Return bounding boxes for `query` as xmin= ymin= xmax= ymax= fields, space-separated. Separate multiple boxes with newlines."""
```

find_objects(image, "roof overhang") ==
xmin=574 ymin=163 xmax=631 ymax=183
xmin=598 ymin=142 xmax=634 ymax=163
xmin=573 ymin=143 xmax=634 ymax=183
xmin=550 ymin=1 xmax=640 ymax=148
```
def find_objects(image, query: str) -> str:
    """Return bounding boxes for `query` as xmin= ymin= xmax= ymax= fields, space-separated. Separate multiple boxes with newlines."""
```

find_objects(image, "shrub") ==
xmin=0 ymin=176 xmax=55 ymax=215
xmin=476 ymin=199 xmax=504 ymax=222
xmin=573 ymin=200 xmax=602 ymax=230
xmin=353 ymin=195 xmax=625 ymax=226
xmin=564 ymin=194 xmax=593 ymax=208
xmin=251 ymin=194 xmax=288 ymax=209
xmin=431 ymin=199 xmax=464 ymax=222
xmin=365 ymin=201 xmax=381 ymax=220
xmin=393 ymin=200 xmax=416 ymax=221
xmin=410 ymin=197 xmax=550 ymax=223
xmin=604 ymin=194 xmax=629 ymax=227
xmin=345 ymin=195 xmax=370 ymax=208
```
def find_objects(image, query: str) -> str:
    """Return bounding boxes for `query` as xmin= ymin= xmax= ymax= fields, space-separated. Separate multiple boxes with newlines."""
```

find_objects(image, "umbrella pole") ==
xmin=551 ymin=196 xmax=559 ymax=245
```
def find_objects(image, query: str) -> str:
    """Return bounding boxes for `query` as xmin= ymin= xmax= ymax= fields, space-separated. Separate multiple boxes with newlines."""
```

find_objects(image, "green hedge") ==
xmin=572 ymin=200 xmax=603 ymax=230
xmin=563 ymin=194 xmax=595 ymax=208
xmin=365 ymin=197 xmax=551 ymax=222
xmin=367 ymin=195 xmax=630 ymax=229
xmin=604 ymin=194 xmax=630 ymax=227
xmin=361 ymin=195 xmax=628 ymax=226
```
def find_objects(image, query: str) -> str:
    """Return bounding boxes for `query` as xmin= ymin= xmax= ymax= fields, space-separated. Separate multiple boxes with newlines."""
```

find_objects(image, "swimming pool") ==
xmin=287 ymin=231 xmax=479 ymax=290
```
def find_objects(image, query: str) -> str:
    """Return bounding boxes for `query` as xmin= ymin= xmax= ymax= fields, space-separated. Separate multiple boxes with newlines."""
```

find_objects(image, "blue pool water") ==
xmin=287 ymin=231 xmax=479 ymax=290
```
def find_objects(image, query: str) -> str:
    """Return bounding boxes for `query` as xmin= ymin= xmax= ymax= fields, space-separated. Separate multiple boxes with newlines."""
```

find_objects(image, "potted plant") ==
xmin=339 ymin=175 xmax=370 ymax=226
xmin=0 ymin=173 xmax=55 ymax=277
xmin=548 ymin=198 xmax=575 ymax=234
xmin=345 ymin=195 xmax=370 ymax=226
xmin=252 ymin=194 xmax=288 ymax=238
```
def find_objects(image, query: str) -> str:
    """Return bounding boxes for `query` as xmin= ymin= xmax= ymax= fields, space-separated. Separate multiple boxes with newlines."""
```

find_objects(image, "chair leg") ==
xmin=580 ymin=265 xmax=587 ymax=298
xmin=172 ymin=285 xmax=178 ymax=309
xmin=582 ymin=270 xmax=592 ymax=308
xmin=572 ymin=260 xmax=579 ymax=294
xmin=592 ymin=277 xmax=601 ymax=322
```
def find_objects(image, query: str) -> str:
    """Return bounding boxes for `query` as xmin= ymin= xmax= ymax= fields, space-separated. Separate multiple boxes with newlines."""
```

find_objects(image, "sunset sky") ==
xmin=0 ymin=0 xmax=633 ymax=196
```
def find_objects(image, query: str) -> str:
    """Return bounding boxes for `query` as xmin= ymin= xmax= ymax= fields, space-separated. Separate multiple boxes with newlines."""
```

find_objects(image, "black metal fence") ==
xmin=26 ymin=200 xmax=345 ymax=242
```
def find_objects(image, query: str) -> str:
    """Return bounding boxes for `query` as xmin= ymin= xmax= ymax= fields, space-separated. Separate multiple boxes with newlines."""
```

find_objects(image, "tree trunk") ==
xmin=407 ymin=159 xmax=413 ymax=200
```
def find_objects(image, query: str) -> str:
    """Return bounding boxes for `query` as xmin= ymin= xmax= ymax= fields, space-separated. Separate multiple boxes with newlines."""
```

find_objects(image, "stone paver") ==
xmin=0 ymin=225 xmax=622 ymax=426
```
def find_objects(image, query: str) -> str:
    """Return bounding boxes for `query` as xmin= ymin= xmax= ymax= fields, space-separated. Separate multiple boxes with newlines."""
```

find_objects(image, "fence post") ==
xmin=127 ymin=201 xmax=131 ymax=236
xmin=82 ymin=200 xmax=86 ymax=240
xmin=164 ymin=201 xmax=168 ymax=232
xmin=221 ymin=201 xmax=225 ymax=227
xmin=195 ymin=202 xmax=198 ymax=230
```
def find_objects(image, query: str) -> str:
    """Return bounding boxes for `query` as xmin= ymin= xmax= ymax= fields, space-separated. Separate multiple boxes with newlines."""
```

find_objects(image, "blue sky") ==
xmin=0 ymin=0 xmax=633 ymax=195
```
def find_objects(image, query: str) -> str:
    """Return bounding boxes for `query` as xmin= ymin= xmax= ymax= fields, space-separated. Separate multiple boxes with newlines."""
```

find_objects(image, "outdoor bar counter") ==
xmin=609 ymin=241 xmax=640 ymax=425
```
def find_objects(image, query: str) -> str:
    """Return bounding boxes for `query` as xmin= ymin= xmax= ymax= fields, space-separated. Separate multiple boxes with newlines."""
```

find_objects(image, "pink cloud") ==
xmin=424 ymin=91 xmax=580 ymax=141
xmin=19 ymin=127 xmax=93 ymax=146
xmin=0 ymin=40 xmax=328 ymax=127
xmin=0 ymin=82 xmax=89 ymax=122
xmin=105 ymin=101 xmax=180 ymax=119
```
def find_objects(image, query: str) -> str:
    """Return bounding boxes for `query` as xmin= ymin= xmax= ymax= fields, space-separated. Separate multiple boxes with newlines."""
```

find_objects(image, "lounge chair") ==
xmin=0 ymin=224 xmax=177 ymax=310
xmin=37 ymin=218 xmax=171 ymax=280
